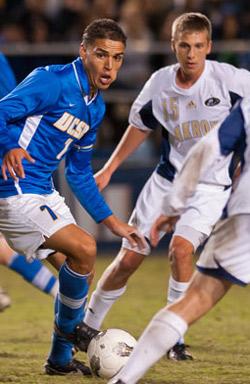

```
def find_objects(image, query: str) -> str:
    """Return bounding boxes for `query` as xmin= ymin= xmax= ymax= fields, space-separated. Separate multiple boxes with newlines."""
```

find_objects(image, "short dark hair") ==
xmin=172 ymin=12 xmax=212 ymax=40
xmin=82 ymin=18 xmax=127 ymax=47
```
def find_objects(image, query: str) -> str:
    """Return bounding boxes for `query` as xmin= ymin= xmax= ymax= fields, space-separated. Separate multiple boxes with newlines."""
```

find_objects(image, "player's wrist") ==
xmin=102 ymin=214 xmax=119 ymax=231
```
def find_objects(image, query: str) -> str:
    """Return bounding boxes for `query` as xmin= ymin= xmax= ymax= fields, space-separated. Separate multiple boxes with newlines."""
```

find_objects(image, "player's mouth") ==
xmin=100 ymin=74 xmax=112 ymax=86
xmin=186 ymin=62 xmax=197 ymax=69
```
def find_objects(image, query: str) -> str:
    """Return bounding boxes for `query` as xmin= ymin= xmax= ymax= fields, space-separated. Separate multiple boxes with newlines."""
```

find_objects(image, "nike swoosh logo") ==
xmin=69 ymin=103 xmax=75 ymax=107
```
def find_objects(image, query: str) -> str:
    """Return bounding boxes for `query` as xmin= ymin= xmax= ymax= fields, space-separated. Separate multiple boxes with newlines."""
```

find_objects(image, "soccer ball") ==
xmin=87 ymin=328 xmax=137 ymax=379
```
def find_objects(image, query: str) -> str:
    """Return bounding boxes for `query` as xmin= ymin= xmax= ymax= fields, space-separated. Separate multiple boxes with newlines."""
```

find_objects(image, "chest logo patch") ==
xmin=53 ymin=112 xmax=89 ymax=139
xmin=205 ymin=97 xmax=221 ymax=106
xmin=186 ymin=100 xmax=197 ymax=109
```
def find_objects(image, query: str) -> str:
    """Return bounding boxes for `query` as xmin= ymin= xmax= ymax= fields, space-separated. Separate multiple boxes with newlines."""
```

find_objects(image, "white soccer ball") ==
xmin=87 ymin=328 xmax=137 ymax=379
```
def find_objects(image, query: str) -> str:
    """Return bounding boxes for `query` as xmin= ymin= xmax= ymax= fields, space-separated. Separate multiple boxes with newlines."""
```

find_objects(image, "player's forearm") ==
xmin=65 ymin=165 xmax=113 ymax=223
xmin=103 ymin=124 xmax=150 ymax=175
xmin=101 ymin=214 xmax=119 ymax=232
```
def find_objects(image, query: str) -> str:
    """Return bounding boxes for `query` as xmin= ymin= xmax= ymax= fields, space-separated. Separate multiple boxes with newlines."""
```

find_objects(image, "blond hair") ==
xmin=172 ymin=12 xmax=212 ymax=41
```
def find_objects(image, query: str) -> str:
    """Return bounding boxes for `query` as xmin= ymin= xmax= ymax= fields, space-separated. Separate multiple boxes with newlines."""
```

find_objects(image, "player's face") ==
xmin=80 ymin=38 xmax=125 ymax=92
xmin=172 ymin=29 xmax=212 ymax=79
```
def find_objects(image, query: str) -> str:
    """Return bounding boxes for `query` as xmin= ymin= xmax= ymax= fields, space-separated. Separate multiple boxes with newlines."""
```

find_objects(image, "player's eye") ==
xmin=96 ymin=52 xmax=106 ymax=59
xmin=114 ymin=55 xmax=124 ymax=62
xmin=179 ymin=43 xmax=189 ymax=49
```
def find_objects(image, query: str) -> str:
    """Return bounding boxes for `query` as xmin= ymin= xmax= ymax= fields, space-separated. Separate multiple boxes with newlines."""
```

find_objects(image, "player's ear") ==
xmin=207 ymin=39 xmax=212 ymax=55
xmin=79 ymin=43 xmax=87 ymax=61
xmin=171 ymin=38 xmax=176 ymax=53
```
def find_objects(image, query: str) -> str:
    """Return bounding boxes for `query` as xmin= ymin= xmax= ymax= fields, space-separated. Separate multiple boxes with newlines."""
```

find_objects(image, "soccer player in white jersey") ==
xmin=108 ymin=97 xmax=250 ymax=384
xmin=83 ymin=12 xmax=250 ymax=360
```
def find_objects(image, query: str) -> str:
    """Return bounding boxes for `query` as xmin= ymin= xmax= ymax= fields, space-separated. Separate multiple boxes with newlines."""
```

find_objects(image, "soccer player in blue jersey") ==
xmin=108 ymin=98 xmax=250 ymax=384
xmin=0 ymin=19 xmax=144 ymax=375
xmin=0 ymin=52 xmax=59 ymax=311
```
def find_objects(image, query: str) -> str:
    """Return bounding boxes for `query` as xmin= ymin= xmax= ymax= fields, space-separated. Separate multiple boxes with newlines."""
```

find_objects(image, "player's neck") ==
xmin=82 ymin=62 xmax=97 ymax=99
xmin=89 ymin=85 xmax=97 ymax=99
xmin=176 ymin=67 xmax=204 ymax=89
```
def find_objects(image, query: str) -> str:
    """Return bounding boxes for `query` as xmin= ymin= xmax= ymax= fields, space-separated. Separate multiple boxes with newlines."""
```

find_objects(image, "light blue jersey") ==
xmin=0 ymin=57 xmax=112 ymax=223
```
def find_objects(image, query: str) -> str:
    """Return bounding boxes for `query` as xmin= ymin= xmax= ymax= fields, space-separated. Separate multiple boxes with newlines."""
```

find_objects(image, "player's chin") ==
xmin=98 ymin=78 xmax=114 ymax=90
xmin=99 ymin=84 xmax=111 ymax=90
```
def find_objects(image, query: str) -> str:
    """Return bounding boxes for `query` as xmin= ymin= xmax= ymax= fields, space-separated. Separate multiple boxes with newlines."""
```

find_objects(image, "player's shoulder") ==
xmin=29 ymin=64 xmax=63 ymax=83
xmin=37 ymin=62 xmax=76 ymax=93
xmin=207 ymin=60 xmax=249 ymax=79
xmin=43 ymin=61 xmax=73 ymax=80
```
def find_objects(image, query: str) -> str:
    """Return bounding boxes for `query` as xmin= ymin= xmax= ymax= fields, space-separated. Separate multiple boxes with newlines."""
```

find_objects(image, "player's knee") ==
xmin=70 ymin=235 xmax=97 ymax=270
xmin=169 ymin=241 xmax=193 ymax=265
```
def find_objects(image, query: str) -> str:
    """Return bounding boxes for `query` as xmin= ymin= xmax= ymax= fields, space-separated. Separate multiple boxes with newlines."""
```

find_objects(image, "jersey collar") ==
xmin=172 ymin=60 xmax=208 ymax=95
xmin=72 ymin=57 xmax=98 ymax=104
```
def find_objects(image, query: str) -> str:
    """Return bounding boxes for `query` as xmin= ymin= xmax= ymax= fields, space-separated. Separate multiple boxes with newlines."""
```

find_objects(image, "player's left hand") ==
xmin=150 ymin=214 xmax=179 ymax=247
xmin=2 ymin=148 xmax=35 ymax=181
xmin=102 ymin=215 xmax=147 ymax=250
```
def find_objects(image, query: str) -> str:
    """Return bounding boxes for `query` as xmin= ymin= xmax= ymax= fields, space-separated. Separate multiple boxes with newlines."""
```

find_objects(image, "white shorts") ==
xmin=197 ymin=214 xmax=250 ymax=286
xmin=123 ymin=171 xmax=230 ymax=255
xmin=0 ymin=191 xmax=76 ymax=261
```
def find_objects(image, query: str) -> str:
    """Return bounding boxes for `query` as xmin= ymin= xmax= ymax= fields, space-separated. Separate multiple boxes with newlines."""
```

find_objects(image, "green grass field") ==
xmin=1 ymin=254 xmax=250 ymax=384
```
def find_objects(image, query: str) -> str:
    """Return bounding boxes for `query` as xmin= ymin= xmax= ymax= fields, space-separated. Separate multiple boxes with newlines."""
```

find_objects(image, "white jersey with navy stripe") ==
xmin=129 ymin=60 xmax=250 ymax=186
xmin=165 ymin=98 xmax=250 ymax=217
xmin=226 ymin=98 xmax=250 ymax=215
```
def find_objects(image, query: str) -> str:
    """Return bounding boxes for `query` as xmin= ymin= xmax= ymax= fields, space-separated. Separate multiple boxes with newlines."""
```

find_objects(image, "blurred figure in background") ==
xmin=0 ymin=52 xmax=16 ymax=97
xmin=51 ymin=0 xmax=90 ymax=41
xmin=0 ymin=52 xmax=58 ymax=312
xmin=116 ymin=0 xmax=152 ymax=90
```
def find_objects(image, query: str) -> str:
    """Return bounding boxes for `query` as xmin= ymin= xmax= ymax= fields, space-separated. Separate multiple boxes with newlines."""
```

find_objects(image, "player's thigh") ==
xmin=43 ymin=223 xmax=96 ymax=259
xmin=123 ymin=171 xmax=173 ymax=255
xmin=197 ymin=214 xmax=250 ymax=286
xmin=0 ymin=191 xmax=76 ymax=261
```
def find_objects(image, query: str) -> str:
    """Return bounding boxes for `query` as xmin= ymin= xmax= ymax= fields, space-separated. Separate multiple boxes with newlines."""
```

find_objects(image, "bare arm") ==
xmin=102 ymin=214 xmax=147 ymax=250
xmin=95 ymin=124 xmax=150 ymax=190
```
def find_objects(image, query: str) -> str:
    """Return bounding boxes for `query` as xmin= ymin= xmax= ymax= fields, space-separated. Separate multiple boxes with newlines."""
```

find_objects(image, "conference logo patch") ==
xmin=205 ymin=97 xmax=221 ymax=106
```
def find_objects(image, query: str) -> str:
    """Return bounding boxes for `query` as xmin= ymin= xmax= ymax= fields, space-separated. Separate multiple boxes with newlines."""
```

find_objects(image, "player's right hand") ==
xmin=2 ymin=148 xmax=35 ymax=181
xmin=94 ymin=168 xmax=112 ymax=191
xmin=102 ymin=214 xmax=147 ymax=251
xmin=150 ymin=214 xmax=179 ymax=247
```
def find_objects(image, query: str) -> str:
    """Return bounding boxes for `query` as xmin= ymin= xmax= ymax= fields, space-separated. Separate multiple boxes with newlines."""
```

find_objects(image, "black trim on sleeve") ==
xmin=139 ymin=100 xmax=159 ymax=130
xmin=229 ymin=91 xmax=241 ymax=109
